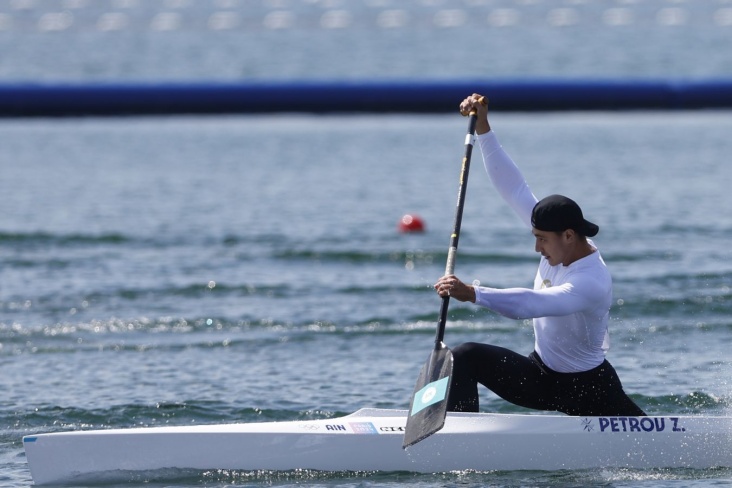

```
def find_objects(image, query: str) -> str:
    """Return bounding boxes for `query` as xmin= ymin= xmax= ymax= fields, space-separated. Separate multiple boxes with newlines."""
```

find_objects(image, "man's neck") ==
xmin=564 ymin=241 xmax=595 ymax=266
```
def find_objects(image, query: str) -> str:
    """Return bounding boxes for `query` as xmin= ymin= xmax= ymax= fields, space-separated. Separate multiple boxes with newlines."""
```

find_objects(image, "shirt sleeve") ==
xmin=473 ymin=276 xmax=602 ymax=320
xmin=478 ymin=131 xmax=538 ymax=229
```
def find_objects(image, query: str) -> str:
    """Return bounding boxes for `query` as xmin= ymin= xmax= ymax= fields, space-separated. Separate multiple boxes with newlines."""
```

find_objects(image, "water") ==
xmin=2 ymin=1 xmax=732 ymax=487
xmin=3 ymin=111 xmax=732 ymax=486
xmin=1 ymin=0 xmax=732 ymax=81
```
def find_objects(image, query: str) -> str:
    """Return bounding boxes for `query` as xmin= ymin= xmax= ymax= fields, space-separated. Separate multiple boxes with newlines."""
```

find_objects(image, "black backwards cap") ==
xmin=531 ymin=194 xmax=599 ymax=237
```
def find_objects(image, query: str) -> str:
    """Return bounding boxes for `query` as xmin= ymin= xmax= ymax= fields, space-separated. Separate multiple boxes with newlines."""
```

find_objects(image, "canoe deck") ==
xmin=23 ymin=408 xmax=732 ymax=485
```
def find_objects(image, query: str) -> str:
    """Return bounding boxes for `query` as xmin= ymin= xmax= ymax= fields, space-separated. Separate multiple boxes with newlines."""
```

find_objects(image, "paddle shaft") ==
xmin=402 ymin=105 xmax=483 ymax=449
xmin=434 ymin=111 xmax=479 ymax=345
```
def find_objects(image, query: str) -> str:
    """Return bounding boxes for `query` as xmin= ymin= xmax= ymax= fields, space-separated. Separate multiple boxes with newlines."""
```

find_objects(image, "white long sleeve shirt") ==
xmin=473 ymin=131 xmax=611 ymax=373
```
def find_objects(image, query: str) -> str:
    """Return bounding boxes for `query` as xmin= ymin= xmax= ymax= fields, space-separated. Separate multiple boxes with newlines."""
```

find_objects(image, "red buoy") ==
xmin=398 ymin=214 xmax=425 ymax=233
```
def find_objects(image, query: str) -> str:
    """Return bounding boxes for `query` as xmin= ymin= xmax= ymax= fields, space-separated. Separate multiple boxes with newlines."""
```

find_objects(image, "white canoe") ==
xmin=23 ymin=408 xmax=732 ymax=485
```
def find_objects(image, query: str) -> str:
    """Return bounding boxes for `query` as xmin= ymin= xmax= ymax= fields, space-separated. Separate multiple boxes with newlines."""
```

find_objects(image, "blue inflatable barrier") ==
xmin=1 ymin=79 xmax=731 ymax=116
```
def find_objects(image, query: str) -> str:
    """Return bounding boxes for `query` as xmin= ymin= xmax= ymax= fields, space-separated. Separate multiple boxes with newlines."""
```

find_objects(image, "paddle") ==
xmin=403 ymin=99 xmax=484 ymax=449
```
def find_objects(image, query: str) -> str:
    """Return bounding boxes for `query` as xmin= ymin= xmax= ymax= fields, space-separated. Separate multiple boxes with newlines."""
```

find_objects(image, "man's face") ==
xmin=532 ymin=228 xmax=573 ymax=266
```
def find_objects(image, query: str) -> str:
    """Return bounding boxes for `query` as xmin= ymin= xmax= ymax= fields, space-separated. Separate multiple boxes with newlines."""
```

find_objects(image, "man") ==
xmin=434 ymin=93 xmax=645 ymax=417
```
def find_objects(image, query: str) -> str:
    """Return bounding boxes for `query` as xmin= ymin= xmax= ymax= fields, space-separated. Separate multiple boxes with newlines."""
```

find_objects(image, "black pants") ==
xmin=447 ymin=342 xmax=646 ymax=416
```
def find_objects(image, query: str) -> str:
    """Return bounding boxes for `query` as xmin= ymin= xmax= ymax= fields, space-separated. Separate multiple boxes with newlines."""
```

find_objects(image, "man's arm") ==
xmin=460 ymin=93 xmax=538 ymax=228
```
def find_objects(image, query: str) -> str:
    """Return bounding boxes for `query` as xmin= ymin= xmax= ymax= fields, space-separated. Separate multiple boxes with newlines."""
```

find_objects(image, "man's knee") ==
xmin=453 ymin=341 xmax=486 ymax=354
xmin=451 ymin=342 xmax=484 ymax=363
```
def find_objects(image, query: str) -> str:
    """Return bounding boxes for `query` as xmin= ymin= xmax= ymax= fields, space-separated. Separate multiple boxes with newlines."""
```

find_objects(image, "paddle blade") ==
xmin=403 ymin=344 xmax=453 ymax=449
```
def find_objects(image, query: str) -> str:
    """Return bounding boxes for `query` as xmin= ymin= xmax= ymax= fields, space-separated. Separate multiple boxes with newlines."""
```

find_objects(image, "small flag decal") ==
xmin=410 ymin=376 xmax=449 ymax=416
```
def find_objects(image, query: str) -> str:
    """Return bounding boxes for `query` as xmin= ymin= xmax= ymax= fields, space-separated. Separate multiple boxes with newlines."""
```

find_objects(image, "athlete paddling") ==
xmin=435 ymin=94 xmax=645 ymax=417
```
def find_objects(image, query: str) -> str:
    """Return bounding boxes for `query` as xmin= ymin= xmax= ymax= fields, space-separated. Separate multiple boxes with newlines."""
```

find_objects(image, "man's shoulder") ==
xmin=545 ymin=252 xmax=610 ymax=288
xmin=569 ymin=254 xmax=612 ymax=293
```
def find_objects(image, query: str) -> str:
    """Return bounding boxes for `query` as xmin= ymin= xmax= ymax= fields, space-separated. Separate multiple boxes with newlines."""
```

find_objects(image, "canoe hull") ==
xmin=23 ymin=408 xmax=732 ymax=485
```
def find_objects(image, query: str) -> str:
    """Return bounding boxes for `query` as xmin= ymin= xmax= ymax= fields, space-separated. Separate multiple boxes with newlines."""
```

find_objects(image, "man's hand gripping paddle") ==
xmin=403 ymin=97 xmax=486 ymax=449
